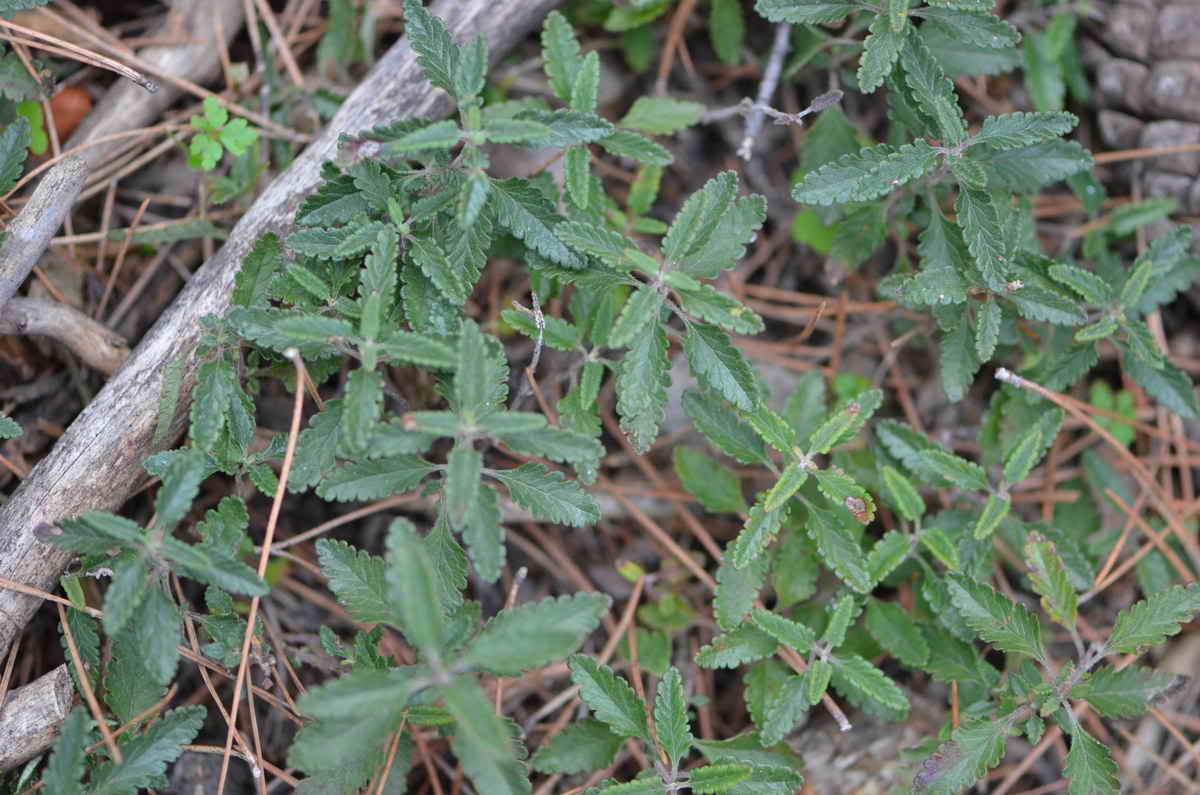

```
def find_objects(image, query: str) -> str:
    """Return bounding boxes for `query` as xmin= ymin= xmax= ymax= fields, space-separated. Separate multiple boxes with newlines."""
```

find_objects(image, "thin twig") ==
xmin=0 ymin=17 xmax=157 ymax=91
xmin=738 ymin=23 xmax=791 ymax=160
xmin=57 ymin=602 xmax=122 ymax=763
xmin=217 ymin=349 xmax=308 ymax=794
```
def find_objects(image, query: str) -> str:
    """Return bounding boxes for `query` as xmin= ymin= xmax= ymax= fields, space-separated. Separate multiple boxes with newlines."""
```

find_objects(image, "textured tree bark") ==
xmin=0 ymin=0 xmax=561 ymax=770
xmin=0 ymin=665 xmax=71 ymax=770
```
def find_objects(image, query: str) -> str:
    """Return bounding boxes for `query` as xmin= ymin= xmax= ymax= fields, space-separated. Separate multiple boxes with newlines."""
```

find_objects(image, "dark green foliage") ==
xmin=33 ymin=3 xmax=1200 ymax=793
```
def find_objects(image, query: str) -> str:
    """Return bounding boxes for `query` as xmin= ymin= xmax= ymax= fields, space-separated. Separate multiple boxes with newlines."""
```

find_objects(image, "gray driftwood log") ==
xmin=0 ymin=665 xmax=72 ymax=771
xmin=0 ymin=0 xmax=560 ymax=772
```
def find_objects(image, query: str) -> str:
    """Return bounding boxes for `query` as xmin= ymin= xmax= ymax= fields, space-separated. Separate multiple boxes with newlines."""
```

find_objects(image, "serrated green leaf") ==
xmin=750 ymin=607 xmax=817 ymax=654
xmin=385 ymin=518 xmax=446 ymax=653
xmin=807 ymin=506 xmax=872 ymax=593
xmin=731 ymin=496 xmax=786 ymax=568
xmin=955 ymin=189 xmax=1007 ymax=290
xmin=491 ymin=178 xmax=583 ymax=267
xmin=813 ymin=468 xmax=875 ymax=524
xmin=1080 ymin=317 xmax=1113 ymax=343
xmin=881 ymin=465 xmax=924 ymax=521
xmin=654 ymin=667 xmax=693 ymax=766
xmin=483 ymin=118 xmax=555 ymax=145
xmin=974 ymin=300 xmax=1000 ymax=360
xmin=806 ymin=389 xmax=882 ymax=454
xmin=441 ymin=677 xmax=531 ymax=795
xmin=1008 ymin=284 xmax=1086 ymax=326
xmin=715 ymin=551 xmax=767 ymax=630
xmin=674 ymin=447 xmax=746 ymax=514
xmin=0 ymin=117 xmax=30 ymax=195
xmin=541 ymin=11 xmax=583 ymax=103
xmin=409 ymin=234 xmax=468 ymax=304
xmin=868 ymin=530 xmax=913 ymax=584
xmin=865 ymin=600 xmax=929 ymax=667
xmin=917 ymin=7 xmax=1020 ymax=49
xmin=1106 ymin=582 xmax=1200 ymax=655
xmin=1025 ymin=533 xmax=1077 ymax=628
xmin=759 ymin=675 xmax=810 ymax=746
xmin=403 ymin=0 xmax=459 ymax=96
xmin=462 ymin=484 xmax=505 ymax=583
xmin=689 ymin=763 xmax=753 ymax=793
xmin=288 ymin=668 xmax=412 ymax=776
xmin=946 ymin=576 xmax=1045 ymax=660
xmin=792 ymin=142 xmax=938 ymax=206
xmin=102 ymin=555 xmax=150 ymax=637
xmin=341 ymin=368 xmax=384 ymax=455
xmin=1003 ymin=425 xmax=1044 ymax=484
xmin=821 ymin=592 xmax=860 ymax=648
xmin=531 ymin=718 xmax=623 ymax=775
xmin=900 ymin=33 xmax=965 ymax=144
xmin=385 ymin=118 xmax=463 ymax=152
xmin=316 ymin=539 xmax=403 ymax=627
xmin=43 ymin=707 xmax=90 ymax=794
xmin=1070 ymin=666 xmax=1185 ymax=719
xmin=920 ymin=527 xmax=961 ymax=571
xmin=676 ymin=283 xmax=765 ymax=334
xmin=858 ymin=16 xmax=906 ymax=94
xmin=444 ymin=444 xmax=482 ymax=528
xmin=564 ymin=146 xmax=591 ymax=208
xmin=597 ymin=128 xmax=674 ymax=165
xmin=972 ymin=139 xmax=1092 ymax=193
xmin=663 ymin=171 xmax=735 ymax=265
xmin=128 ymin=589 xmax=181 ymax=687
xmin=1064 ymin=727 xmax=1119 ymax=795
xmin=682 ymin=389 xmax=766 ymax=464
xmin=916 ymin=449 xmax=989 ymax=491
xmin=570 ymin=655 xmax=648 ymax=740
xmin=831 ymin=654 xmax=909 ymax=712
xmin=378 ymin=329 xmax=457 ymax=370
xmin=747 ymin=404 xmax=797 ymax=454
xmin=912 ymin=719 xmax=1010 ymax=794
xmin=617 ymin=323 xmax=670 ymax=453
xmin=619 ymin=96 xmax=703 ymax=135
xmin=314 ymin=458 xmax=436 ymax=501
xmin=489 ymin=463 xmax=599 ymax=527
xmin=695 ymin=624 xmax=778 ymax=668
xmin=972 ymin=494 xmax=1010 ymax=540
xmin=755 ymin=0 xmax=859 ymax=24
xmin=460 ymin=592 xmax=609 ymax=676
xmin=89 ymin=707 xmax=204 ymax=795
xmin=763 ymin=462 xmax=810 ymax=514
xmin=611 ymin=285 xmax=665 ymax=349
xmin=1124 ymin=355 xmax=1200 ymax=420
xmin=971 ymin=111 xmax=1076 ymax=150
xmin=709 ymin=0 xmax=746 ymax=64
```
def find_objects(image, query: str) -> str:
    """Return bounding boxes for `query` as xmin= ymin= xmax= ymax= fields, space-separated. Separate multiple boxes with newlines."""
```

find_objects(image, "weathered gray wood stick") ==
xmin=0 ymin=0 xmax=560 ymax=770
xmin=0 ymin=664 xmax=71 ymax=771
xmin=0 ymin=157 xmax=88 ymax=311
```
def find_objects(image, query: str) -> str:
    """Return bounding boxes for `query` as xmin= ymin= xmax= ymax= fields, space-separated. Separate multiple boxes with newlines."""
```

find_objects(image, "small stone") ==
xmin=1145 ymin=61 xmax=1200 ymax=123
xmin=1097 ymin=59 xmax=1150 ymax=115
xmin=1151 ymin=4 xmax=1200 ymax=60
xmin=1138 ymin=120 xmax=1200 ymax=176
xmin=1098 ymin=110 xmax=1145 ymax=150
xmin=1104 ymin=0 xmax=1158 ymax=60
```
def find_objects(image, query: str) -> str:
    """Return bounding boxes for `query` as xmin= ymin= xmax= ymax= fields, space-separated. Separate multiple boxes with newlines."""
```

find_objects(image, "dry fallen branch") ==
xmin=0 ymin=0 xmax=562 ymax=772
xmin=0 ymin=664 xmax=71 ymax=771
xmin=0 ymin=297 xmax=129 ymax=375
xmin=0 ymin=156 xmax=87 ymax=310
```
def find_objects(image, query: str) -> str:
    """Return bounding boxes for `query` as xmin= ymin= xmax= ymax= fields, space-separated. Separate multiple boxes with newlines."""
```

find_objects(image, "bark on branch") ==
xmin=0 ymin=0 xmax=560 ymax=771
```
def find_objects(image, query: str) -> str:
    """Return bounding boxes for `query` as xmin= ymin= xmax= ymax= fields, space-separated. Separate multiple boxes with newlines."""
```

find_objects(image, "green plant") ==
xmin=28 ymin=1 xmax=1200 ymax=793
xmin=186 ymin=96 xmax=258 ymax=171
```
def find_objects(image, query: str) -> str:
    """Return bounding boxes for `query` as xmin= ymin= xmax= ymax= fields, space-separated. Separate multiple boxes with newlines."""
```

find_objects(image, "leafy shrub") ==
xmin=28 ymin=0 xmax=1200 ymax=793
